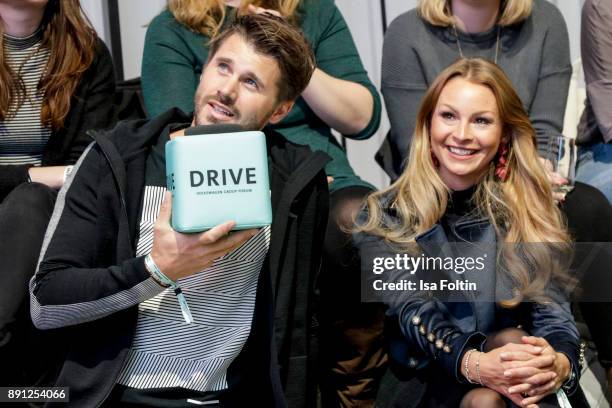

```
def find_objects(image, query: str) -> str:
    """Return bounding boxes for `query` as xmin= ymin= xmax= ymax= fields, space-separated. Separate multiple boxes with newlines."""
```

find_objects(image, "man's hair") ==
xmin=208 ymin=14 xmax=315 ymax=102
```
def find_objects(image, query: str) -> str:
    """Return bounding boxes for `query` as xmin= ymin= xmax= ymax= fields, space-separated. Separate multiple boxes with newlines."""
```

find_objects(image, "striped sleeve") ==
xmin=30 ymin=142 xmax=163 ymax=330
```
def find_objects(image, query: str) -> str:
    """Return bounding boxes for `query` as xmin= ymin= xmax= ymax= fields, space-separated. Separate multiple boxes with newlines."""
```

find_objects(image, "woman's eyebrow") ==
xmin=438 ymin=103 xmax=458 ymax=112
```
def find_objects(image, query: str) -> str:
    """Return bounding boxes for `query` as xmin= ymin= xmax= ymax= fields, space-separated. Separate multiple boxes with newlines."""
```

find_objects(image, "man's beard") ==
xmin=194 ymin=94 xmax=272 ymax=131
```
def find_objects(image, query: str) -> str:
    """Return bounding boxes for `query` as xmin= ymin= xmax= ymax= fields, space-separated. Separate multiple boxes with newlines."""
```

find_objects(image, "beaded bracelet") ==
xmin=144 ymin=254 xmax=194 ymax=324
xmin=464 ymin=348 xmax=478 ymax=384
xmin=475 ymin=351 xmax=483 ymax=385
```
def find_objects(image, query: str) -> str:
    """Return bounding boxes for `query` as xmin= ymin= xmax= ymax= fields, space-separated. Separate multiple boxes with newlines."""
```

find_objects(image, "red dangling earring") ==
xmin=494 ymin=141 xmax=510 ymax=181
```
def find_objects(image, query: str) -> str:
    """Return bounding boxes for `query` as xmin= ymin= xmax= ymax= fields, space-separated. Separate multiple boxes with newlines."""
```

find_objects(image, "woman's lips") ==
xmin=446 ymin=145 xmax=479 ymax=159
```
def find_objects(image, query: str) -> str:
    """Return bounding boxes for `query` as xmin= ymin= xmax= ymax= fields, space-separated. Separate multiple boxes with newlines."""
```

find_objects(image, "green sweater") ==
xmin=142 ymin=0 xmax=381 ymax=192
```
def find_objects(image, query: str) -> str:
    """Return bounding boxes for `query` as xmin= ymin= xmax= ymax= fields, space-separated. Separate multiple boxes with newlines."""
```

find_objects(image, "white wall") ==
xmin=118 ymin=0 xmax=167 ymax=79
xmin=85 ymin=0 xmax=585 ymax=189
xmin=81 ymin=0 xmax=110 ymax=44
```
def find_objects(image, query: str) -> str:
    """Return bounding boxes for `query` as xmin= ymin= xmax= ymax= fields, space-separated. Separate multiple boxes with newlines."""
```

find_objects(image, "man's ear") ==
xmin=268 ymin=100 xmax=294 ymax=125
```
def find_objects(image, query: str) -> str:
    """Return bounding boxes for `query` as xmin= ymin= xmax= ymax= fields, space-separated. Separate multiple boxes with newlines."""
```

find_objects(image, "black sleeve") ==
xmin=31 ymin=143 xmax=163 ymax=330
xmin=0 ymin=165 xmax=32 ymax=201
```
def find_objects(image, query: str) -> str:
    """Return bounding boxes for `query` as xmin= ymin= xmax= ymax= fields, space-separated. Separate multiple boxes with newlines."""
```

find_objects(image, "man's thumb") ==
xmin=157 ymin=191 xmax=173 ymax=224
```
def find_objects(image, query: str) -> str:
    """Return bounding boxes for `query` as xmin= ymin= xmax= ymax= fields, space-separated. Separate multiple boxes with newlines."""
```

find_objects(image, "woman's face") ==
xmin=430 ymin=77 xmax=503 ymax=191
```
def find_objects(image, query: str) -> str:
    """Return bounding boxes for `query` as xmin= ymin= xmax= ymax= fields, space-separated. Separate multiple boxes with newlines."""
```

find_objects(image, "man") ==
xmin=30 ymin=15 xmax=328 ymax=407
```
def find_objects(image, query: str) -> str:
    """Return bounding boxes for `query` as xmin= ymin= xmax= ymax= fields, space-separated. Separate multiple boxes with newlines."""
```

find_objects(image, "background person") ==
xmin=576 ymin=0 xmax=612 ymax=204
xmin=0 ymin=0 xmax=115 ymax=386
xmin=356 ymin=58 xmax=587 ymax=408
xmin=382 ymin=0 xmax=568 ymax=170
xmin=574 ymin=0 xmax=612 ymax=392
xmin=142 ymin=1 xmax=386 ymax=404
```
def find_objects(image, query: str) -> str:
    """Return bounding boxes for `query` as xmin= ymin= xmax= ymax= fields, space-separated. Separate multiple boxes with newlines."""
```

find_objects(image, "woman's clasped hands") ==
xmin=468 ymin=336 xmax=571 ymax=407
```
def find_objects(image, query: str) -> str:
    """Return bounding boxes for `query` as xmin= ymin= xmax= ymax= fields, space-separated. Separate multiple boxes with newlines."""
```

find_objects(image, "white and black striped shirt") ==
xmin=117 ymin=185 xmax=270 ymax=392
xmin=0 ymin=28 xmax=51 ymax=166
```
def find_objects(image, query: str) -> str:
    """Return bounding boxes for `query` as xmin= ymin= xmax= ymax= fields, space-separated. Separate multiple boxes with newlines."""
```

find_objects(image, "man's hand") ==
xmin=246 ymin=4 xmax=283 ymax=18
xmin=150 ymin=192 xmax=258 ymax=281
xmin=501 ymin=336 xmax=571 ymax=406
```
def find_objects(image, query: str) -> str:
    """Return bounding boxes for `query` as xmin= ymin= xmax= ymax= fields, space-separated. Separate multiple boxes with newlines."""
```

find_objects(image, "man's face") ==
xmin=193 ymin=33 xmax=292 ymax=130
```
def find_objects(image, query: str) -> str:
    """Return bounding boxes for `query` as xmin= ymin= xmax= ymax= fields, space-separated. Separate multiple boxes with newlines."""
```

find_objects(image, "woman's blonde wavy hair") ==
xmin=357 ymin=58 xmax=572 ymax=307
xmin=168 ymin=0 xmax=301 ymax=38
xmin=417 ymin=0 xmax=532 ymax=27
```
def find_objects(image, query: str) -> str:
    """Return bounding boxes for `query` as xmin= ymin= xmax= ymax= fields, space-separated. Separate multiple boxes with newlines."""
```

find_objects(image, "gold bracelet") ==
xmin=475 ymin=351 xmax=483 ymax=385
xmin=464 ymin=348 xmax=478 ymax=384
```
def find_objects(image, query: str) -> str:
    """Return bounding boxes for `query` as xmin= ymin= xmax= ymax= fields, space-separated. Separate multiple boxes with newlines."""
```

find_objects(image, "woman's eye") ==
xmin=441 ymin=111 xmax=455 ymax=120
xmin=475 ymin=117 xmax=492 ymax=125
xmin=218 ymin=62 xmax=229 ymax=73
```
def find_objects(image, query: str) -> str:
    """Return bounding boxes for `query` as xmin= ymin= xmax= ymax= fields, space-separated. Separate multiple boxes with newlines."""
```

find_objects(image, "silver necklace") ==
xmin=452 ymin=24 xmax=501 ymax=64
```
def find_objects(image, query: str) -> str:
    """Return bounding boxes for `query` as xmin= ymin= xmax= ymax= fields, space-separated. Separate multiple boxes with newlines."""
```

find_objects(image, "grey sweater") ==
xmin=382 ymin=0 xmax=571 ymax=172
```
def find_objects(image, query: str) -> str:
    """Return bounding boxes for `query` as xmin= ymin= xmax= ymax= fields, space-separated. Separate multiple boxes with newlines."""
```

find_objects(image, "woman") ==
xmin=382 ymin=0 xmax=567 ymax=172
xmin=356 ymin=58 xmax=585 ymax=407
xmin=381 ymin=0 xmax=612 ymax=392
xmin=0 ymin=0 xmax=115 ymax=385
xmin=142 ymin=1 xmax=384 ymax=405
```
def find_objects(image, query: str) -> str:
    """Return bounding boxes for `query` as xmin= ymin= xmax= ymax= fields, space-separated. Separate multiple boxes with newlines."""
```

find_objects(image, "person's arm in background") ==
xmin=0 ymin=164 xmax=62 ymax=199
xmin=381 ymin=12 xmax=428 ymax=172
xmin=297 ymin=0 xmax=380 ymax=137
xmin=528 ymin=4 xmax=572 ymax=155
xmin=141 ymin=11 xmax=201 ymax=117
xmin=0 ymin=38 xmax=116 ymax=199
xmin=581 ymin=0 xmax=612 ymax=143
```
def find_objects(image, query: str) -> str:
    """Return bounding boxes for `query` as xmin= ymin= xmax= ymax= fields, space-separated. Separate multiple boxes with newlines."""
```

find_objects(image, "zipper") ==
xmin=86 ymin=130 xmax=136 ymax=407
xmin=87 ymin=130 xmax=133 ymax=251
xmin=268 ymin=151 xmax=330 ymax=296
